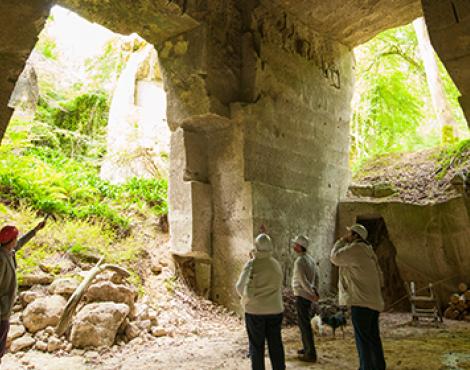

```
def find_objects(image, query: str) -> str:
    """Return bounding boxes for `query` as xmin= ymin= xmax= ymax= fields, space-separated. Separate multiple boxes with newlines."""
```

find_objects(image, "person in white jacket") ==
xmin=330 ymin=223 xmax=386 ymax=370
xmin=236 ymin=233 xmax=285 ymax=370
xmin=291 ymin=235 xmax=319 ymax=362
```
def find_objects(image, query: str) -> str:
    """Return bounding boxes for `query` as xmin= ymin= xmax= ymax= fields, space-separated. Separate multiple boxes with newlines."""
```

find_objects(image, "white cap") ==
xmin=291 ymin=235 xmax=309 ymax=249
xmin=348 ymin=224 xmax=368 ymax=241
xmin=254 ymin=233 xmax=273 ymax=252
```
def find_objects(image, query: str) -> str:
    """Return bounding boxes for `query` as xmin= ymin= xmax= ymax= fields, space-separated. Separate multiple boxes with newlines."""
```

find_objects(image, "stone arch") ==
xmin=1 ymin=0 xmax=469 ymax=312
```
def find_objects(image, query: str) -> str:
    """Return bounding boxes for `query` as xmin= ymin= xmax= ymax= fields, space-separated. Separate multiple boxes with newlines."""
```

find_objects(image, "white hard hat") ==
xmin=291 ymin=235 xmax=309 ymax=248
xmin=348 ymin=224 xmax=368 ymax=241
xmin=254 ymin=233 xmax=273 ymax=252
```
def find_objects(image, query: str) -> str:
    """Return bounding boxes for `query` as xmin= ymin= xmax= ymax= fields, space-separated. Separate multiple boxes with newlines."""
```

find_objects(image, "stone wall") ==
xmin=101 ymin=39 xmax=170 ymax=183
xmin=2 ymin=0 xmax=467 ymax=312
xmin=0 ymin=0 xmax=51 ymax=141
xmin=236 ymin=4 xmax=353 ymax=297
xmin=422 ymin=0 xmax=470 ymax=127
xmin=338 ymin=197 xmax=470 ymax=305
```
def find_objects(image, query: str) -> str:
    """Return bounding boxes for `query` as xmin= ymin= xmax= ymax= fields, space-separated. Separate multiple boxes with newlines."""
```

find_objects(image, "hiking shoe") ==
xmin=298 ymin=354 xmax=317 ymax=363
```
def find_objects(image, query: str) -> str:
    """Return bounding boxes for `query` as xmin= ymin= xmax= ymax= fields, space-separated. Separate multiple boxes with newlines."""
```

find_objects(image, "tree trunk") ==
xmin=413 ymin=17 xmax=459 ymax=143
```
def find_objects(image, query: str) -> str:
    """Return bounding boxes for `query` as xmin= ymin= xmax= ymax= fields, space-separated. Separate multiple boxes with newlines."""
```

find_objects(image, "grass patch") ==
xmin=435 ymin=139 xmax=470 ymax=179
xmin=0 ymin=118 xmax=167 ymax=233
xmin=1 ymin=205 xmax=147 ymax=290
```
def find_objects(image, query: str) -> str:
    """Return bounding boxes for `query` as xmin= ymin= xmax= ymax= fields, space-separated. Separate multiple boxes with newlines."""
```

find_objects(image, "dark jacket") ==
xmin=0 ymin=229 xmax=37 ymax=320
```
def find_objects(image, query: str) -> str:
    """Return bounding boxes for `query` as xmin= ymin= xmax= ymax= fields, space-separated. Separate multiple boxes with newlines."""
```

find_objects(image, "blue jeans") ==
xmin=245 ymin=313 xmax=286 ymax=370
xmin=351 ymin=306 xmax=386 ymax=370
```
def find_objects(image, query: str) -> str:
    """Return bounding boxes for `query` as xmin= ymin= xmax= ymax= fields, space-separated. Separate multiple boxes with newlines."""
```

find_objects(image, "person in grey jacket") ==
xmin=0 ymin=220 xmax=47 ymax=362
xmin=330 ymin=223 xmax=385 ymax=370
xmin=291 ymin=235 xmax=319 ymax=362
xmin=236 ymin=233 xmax=285 ymax=370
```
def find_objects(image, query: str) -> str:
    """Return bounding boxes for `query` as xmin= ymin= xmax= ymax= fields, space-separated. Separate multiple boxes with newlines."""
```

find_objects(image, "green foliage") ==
xmin=121 ymin=177 xmax=168 ymax=215
xmin=34 ymin=92 xmax=109 ymax=158
xmin=0 ymin=118 xmax=168 ymax=233
xmin=1 ymin=206 xmax=144 ymax=288
xmin=163 ymin=275 xmax=177 ymax=294
xmin=351 ymin=23 xmax=467 ymax=169
xmin=85 ymin=39 xmax=127 ymax=91
xmin=436 ymin=139 xmax=470 ymax=179
xmin=442 ymin=124 xmax=458 ymax=146
xmin=36 ymin=37 xmax=58 ymax=60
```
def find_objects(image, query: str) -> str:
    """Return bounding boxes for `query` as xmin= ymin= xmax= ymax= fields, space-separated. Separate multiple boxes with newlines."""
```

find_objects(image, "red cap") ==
xmin=0 ymin=225 xmax=19 ymax=244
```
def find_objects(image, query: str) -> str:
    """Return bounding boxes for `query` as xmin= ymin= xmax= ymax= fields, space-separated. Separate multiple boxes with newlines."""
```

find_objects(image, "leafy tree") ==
xmin=351 ymin=22 xmax=468 ymax=168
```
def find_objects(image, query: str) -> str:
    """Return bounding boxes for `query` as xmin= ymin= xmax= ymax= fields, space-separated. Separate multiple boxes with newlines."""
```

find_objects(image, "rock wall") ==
xmin=165 ymin=2 xmax=354 ymax=310
xmin=422 ymin=0 xmax=470 ymax=127
xmin=2 ymin=0 xmax=467 ymax=312
xmin=0 ymin=0 xmax=51 ymax=141
xmin=230 ymin=4 xmax=354 ymax=301
xmin=338 ymin=196 xmax=470 ymax=305
xmin=100 ymin=38 xmax=170 ymax=183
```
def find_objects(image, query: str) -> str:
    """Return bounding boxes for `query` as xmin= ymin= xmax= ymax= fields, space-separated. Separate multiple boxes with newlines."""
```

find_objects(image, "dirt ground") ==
xmin=2 ymin=240 xmax=469 ymax=370
xmin=3 ymin=309 xmax=470 ymax=370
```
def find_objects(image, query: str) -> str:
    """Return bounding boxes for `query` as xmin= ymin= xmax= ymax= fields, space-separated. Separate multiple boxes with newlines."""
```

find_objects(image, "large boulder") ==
xmin=70 ymin=302 xmax=129 ymax=348
xmin=22 ymin=295 xmax=67 ymax=333
xmin=48 ymin=278 xmax=80 ymax=298
xmin=85 ymin=281 xmax=137 ymax=313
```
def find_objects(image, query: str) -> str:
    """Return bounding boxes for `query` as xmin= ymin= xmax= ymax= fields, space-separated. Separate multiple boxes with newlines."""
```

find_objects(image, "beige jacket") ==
xmin=330 ymin=239 xmax=384 ymax=312
xmin=235 ymin=251 xmax=284 ymax=315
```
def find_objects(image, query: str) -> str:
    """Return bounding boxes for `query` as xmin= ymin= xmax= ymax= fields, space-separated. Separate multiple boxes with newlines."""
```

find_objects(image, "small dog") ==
xmin=321 ymin=311 xmax=347 ymax=338
xmin=311 ymin=314 xmax=324 ymax=336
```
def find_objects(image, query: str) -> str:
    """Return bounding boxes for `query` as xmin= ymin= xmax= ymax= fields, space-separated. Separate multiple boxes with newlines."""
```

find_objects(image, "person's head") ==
xmin=254 ymin=233 xmax=273 ymax=253
xmin=346 ymin=224 xmax=368 ymax=243
xmin=291 ymin=235 xmax=309 ymax=254
xmin=0 ymin=225 xmax=19 ymax=251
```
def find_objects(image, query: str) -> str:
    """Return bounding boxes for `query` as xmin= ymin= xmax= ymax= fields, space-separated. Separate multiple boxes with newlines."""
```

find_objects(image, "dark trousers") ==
xmin=351 ymin=306 xmax=386 ymax=370
xmin=0 ymin=320 xmax=10 ymax=359
xmin=245 ymin=313 xmax=286 ymax=370
xmin=295 ymin=296 xmax=317 ymax=359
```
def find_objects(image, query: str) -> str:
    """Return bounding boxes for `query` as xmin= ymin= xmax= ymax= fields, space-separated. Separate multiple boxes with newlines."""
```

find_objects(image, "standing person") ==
xmin=0 ymin=219 xmax=47 ymax=363
xmin=330 ymin=223 xmax=386 ymax=370
xmin=291 ymin=235 xmax=319 ymax=363
xmin=236 ymin=233 xmax=285 ymax=370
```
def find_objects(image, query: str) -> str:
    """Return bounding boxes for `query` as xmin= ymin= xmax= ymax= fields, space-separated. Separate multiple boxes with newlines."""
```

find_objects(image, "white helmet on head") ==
xmin=348 ymin=224 xmax=368 ymax=241
xmin=291 ymin=235 xmax=309 ymax=249
xmin=254 ymin=233 xmax=273 ymax=252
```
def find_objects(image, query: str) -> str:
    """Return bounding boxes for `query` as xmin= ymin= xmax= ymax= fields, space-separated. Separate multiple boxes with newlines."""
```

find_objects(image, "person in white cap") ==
xmin=330 ymin=223 xmax=386 ymax=370
xmin=235 ymin=233 xmax=285 ymax=370
xmin=291 ymin=235 xmax=319 ymax=363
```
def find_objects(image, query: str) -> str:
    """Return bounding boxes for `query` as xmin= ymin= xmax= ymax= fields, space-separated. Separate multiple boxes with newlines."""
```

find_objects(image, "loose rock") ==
xmin=22 ymin=295 xmax=67 ymax=333
xmin=48 ymin=277 xmax=80 ymax=298
xmin=10 ymin=336 xmax=35 ymax=353
xmin=70 ymin=302 xmax=129 ymax=348
xmin=85 ymin=281 xmax=137 ymax=313
xmin=6 ymin=324 xmax=25 ymax=347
